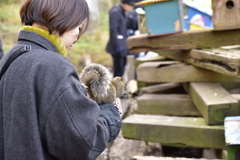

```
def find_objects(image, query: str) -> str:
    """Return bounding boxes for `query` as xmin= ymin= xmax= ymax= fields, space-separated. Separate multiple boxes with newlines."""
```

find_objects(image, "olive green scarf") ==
xmin=23 ymin=26 xmax=67 ymax=57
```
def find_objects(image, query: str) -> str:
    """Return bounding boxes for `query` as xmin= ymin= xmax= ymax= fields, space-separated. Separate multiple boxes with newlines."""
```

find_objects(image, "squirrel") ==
xmin=80 ymin=63 xmax=127 ymax=104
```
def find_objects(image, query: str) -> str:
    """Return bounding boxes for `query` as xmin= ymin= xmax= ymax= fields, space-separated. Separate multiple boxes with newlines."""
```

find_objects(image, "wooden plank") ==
xmin=231 ymin=94 xmax=240 ymax=101
xmin=184 ymin=82 xmax=240 ymax=95
xmin=135 ymin=55 xmax=166 ymax=68
xmin=137 ymin=81 xmax=161 ymax=91
xmin=139 ymin=83 xmax=185 ymax=95
xmin=137 ymin=61 xmax=240 ymax=83
xmin=212 ymin=0 xmax=240 ymax=30
xmin=219 ymin=82 xmax=240 ymax=91
xmin=188 ymin=82 xmax=240 ymax=125
xmin=135 ymin=55 xmax=166 ymax=90
xmin=137 ymin=94 xmax=201 ymax=116
xmin=132 ymin=156 xmax=223 ymax=160
xmin=153 ymin=49 xmax=240 ymax=77
xmin=221 ymin=150 xmax=228 ymax=160
xmin=127 ymin=29 xmax=240 ymax=53
xmin=122 ymin=114 xmax=226 ymax=149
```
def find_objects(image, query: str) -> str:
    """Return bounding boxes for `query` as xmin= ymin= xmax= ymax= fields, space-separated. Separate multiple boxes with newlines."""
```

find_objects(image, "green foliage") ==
xmin=0 ymin=0 xmax=21 ymax=5
xmin=0 ymin=4 xmax=22 ymax=51
xmin=0 ymin=4 xmax=22 ymax=32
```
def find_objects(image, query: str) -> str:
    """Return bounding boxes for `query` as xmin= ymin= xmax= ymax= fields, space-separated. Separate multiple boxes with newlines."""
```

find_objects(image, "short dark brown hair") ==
xmin=20 ymin=0 xmax=90 ymax=36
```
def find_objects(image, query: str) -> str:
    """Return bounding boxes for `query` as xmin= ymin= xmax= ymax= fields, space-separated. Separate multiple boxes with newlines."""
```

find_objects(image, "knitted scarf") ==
xmin=23 ymin=26 xmax=67 ymax=57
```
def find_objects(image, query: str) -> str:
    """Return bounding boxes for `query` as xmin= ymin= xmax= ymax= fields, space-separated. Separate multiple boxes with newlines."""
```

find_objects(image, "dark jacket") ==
xmin=106 ymin=4 xmax=128 ymax=57
xmin=0 ymin=39 xmax=4 ymax=59
xmin=126 ymin=9 xmax=138 ymax=37
xmin=0 ymin=30 xmax=121 ymax=160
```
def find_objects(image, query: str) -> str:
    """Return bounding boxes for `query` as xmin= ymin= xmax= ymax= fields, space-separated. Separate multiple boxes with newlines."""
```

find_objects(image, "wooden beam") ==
xmin=127 ymin=29 xmax=240 ymax=53
xmin=188 ymin=82 xmax=240 ymax=125
xmin=122 ymin=114 xmax=226 ymax=149
xmin=137 ymin=94 xmax=201 ymax=116
xmin=137 ymin=61 xmax=240 ymax=83
xmin=153 ymin=49 xmax=240 ymax=77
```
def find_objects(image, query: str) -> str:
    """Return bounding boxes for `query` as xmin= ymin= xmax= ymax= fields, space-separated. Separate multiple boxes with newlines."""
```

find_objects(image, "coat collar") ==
xmin=18 ymin=26 xmax=67 ymax=57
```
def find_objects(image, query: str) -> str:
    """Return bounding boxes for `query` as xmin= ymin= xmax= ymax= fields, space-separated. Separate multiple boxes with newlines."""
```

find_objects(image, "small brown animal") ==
xmin=80 ymin=63 xmax=127 ymax=104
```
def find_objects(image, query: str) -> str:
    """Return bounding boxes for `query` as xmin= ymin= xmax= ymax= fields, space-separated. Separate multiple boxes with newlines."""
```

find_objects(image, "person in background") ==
xmin=0 ymin=38 xmax=4 ymax=59
xmin=0 ymin=0 xmax=121 ymax=159
xmin=126 ymin=4 xmax=145 ymax=58
xmin=106 ymin=0 xmax=136 ymax=77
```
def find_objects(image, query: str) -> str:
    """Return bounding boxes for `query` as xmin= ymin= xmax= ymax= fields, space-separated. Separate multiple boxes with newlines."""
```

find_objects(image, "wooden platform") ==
xmin=122 ymin=114 xmax=226 ymax=150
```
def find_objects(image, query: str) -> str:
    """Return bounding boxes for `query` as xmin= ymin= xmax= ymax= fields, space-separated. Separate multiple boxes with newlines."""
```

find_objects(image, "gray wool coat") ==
xmin=0 ymin=30 xmax=121 ymax=160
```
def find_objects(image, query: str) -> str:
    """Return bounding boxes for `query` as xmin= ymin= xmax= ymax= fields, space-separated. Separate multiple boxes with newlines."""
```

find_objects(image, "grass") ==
xmin=0 ymin=2 xmax=112 ymax=74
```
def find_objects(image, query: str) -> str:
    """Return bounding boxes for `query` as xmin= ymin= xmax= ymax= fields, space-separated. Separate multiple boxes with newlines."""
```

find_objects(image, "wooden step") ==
xmin=137 ymin=94 xmax=201 ymax=116
xmin=122 ymin=114 xmax=226 ymax=149
xmin=187 ymin=82 xmax=240 ymax=125
xmin=137 ymin=61 xmax=240 ymax=83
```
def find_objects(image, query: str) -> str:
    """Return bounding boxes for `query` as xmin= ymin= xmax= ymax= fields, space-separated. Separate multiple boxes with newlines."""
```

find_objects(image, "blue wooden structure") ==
xmin=136 ymin=0 xmax=184 ymax=36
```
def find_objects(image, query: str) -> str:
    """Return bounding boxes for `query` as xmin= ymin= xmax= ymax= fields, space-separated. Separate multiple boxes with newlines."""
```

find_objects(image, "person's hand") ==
xmin=113 ymin=98 xmax=122 ymax=114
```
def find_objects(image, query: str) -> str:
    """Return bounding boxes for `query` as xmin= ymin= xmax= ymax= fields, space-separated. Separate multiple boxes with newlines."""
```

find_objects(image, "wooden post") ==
xmin=124 ymin=55 xmax=135 ymax=81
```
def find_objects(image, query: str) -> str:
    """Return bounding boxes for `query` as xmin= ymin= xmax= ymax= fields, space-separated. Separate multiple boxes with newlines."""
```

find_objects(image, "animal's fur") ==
xmin=80 ymin=63 xmax=127 ymax=104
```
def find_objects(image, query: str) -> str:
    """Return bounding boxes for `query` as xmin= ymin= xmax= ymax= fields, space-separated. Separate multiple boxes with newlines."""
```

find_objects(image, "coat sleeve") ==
xmin=44 ymin=82 xmax=122 ymax=160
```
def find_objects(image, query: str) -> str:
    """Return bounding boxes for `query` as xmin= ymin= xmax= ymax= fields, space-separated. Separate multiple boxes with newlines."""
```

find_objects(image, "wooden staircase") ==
xmin=121 ymin=54 xmax=240 ymax=159
xmin=121 ymin=3 xmax=240 ymax=159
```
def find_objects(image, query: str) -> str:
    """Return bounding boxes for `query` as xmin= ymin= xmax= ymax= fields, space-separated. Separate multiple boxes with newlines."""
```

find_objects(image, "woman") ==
xmin=0 ymin=0 xmax=121 ymax=159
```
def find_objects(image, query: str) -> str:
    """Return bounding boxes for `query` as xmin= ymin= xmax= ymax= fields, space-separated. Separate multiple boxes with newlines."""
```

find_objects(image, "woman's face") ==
xmin=59 ymin=24 xmax=83 ymax=50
